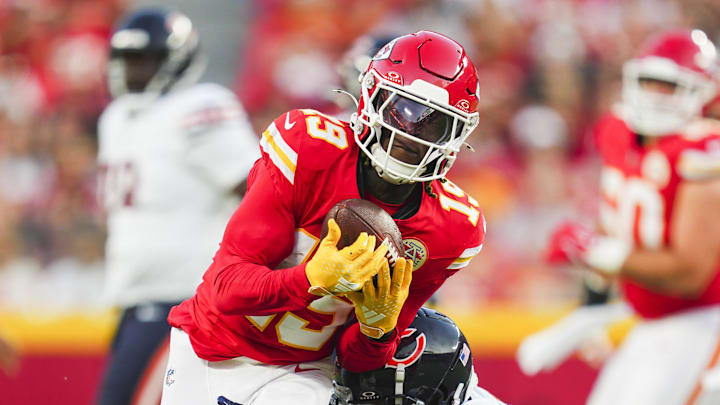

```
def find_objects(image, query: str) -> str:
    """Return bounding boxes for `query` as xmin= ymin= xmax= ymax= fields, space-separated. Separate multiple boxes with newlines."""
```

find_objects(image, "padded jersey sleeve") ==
xmin=200 ymin=111 xmax=317 ymax=315
xmin=182 ymin=84 xmax=262 ymax=190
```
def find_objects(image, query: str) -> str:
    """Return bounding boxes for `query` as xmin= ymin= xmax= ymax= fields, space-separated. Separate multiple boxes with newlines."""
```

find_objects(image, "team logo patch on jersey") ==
xmin=402 ymin=238 xmax=427 ymax=271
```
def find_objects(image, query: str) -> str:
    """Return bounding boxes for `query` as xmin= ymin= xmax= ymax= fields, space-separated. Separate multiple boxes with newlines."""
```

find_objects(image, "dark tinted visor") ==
xmin=376 ymin=90 xmax=458 ymax=144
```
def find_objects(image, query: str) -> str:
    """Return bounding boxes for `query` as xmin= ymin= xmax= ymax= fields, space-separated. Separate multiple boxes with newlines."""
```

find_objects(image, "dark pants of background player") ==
xmin=96 ymin=302 xmax=179 ymax=405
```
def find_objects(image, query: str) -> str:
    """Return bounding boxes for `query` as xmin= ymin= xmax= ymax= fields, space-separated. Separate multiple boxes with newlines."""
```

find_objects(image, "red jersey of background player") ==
xmin=168 ymin=108 xmax=484 ymax=371
xmin=594 ymin=112 xmax=720 ymax=318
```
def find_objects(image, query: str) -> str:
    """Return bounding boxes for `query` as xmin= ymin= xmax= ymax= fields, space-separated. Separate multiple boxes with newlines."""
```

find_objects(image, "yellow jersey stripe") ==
xmin=447 ymin=244 xmax=484 ymax=270
xmin=452 ymin=255 xmax=474 ymax=264
xmin=678 ymin=149 xmax=720 ymax=180
xmin=268 ymin=123 xmax=298 ymax=163
xmin=458 ymin=244 xmax=484 ymax=259
xmin=261 ymin=129 xmax=296 ymax=184
xmin=447 ymin=261 xmax=471 ymax=270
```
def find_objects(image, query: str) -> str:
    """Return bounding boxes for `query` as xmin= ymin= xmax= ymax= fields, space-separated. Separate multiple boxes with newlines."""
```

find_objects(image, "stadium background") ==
xmin=0 ymin=0 xmax=716 ymax=403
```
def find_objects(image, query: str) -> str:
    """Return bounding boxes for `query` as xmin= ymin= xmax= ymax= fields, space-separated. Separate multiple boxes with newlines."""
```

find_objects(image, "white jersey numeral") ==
xmin=98 ymin=162 xmax=138 ymax=210
xmin=600 ymin=167 xmax=665 ymax=249
xmin=438 ymin=181 xmax=480 ymax=226
xmin=276 ymin=296 xmax=353 ymax=351
xmin=247 ymin=228 xmax=351 ymax=351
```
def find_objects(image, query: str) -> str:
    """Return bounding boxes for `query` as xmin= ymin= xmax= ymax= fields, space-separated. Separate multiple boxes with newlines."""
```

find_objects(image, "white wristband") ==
xmin=582 ymin=236 xmax=631 ymax=275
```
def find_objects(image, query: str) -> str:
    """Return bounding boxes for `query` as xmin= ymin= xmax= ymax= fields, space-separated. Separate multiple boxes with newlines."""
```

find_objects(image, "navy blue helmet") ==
xmin=331 ymin=307 xmax=475 ymax=405
xmin=108 ymin=8 xmax=204 ymax=97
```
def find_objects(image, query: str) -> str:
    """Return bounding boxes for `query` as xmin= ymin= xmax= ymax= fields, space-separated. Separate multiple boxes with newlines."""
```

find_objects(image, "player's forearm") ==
xmin=336 ymin=287 xmax=433 ymax=372
xmin=620 ymin=248 xmax=707 ymax=298
xmin=336 ymin=322 xmax=399 ymax=372
xmin=211 ymin=261 xmax=316 ymax=315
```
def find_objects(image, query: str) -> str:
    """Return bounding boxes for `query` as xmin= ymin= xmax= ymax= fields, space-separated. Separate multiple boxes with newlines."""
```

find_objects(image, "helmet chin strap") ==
xmin=395 ymin=364 xmax=413 ymax=405
xmin=451 ymin=383 xmax=465 ymax=405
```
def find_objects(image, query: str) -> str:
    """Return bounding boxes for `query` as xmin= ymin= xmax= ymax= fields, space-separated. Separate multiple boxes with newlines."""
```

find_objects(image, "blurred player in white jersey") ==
xmin=520 ymin=29 xmax=720 ymax=405
xmin=95 ymin=8 xmax=260 ymax=405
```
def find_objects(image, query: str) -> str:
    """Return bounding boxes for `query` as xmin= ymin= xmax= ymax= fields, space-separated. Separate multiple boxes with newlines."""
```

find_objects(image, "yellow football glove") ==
xmin=345 ymin=257 xmax=413 ymax=339
xmin=306 ymin=219 xmax=389 ymax=296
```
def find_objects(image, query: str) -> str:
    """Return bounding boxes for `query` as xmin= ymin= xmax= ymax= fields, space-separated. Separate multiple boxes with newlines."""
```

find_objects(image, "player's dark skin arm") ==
xmin=616 ymin=178 xmax=720 ymax=298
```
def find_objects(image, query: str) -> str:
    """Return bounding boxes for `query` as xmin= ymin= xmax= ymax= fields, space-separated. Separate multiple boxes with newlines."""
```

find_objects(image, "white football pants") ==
xmin=587 ymin=305 xmax=720 ymax=405
xmin=160 ymin=328 xmax=334 ymax=405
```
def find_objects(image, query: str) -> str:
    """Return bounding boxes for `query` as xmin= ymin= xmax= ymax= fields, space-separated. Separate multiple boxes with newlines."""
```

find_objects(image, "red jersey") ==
xmin=595 ymin=113 xmax=720 ymax=318
xmin=168 ymin=109 xmax=485 ymax=372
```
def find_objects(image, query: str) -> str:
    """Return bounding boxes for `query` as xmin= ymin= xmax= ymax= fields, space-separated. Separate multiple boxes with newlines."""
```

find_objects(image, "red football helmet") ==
xmin=621 ymin=29 xmax=718 ymax=136
xmin=350 ymin=31 xmax=480 ymax=184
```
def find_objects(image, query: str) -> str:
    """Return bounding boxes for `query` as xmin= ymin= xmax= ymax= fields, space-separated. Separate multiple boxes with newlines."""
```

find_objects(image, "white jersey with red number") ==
xmin=168 ymin=109 xmax=485 ymax=372
xmin=97 ymin=83 xmax=260 ymax=308
xmin=595 ymin=113 xmax=720 ymax=318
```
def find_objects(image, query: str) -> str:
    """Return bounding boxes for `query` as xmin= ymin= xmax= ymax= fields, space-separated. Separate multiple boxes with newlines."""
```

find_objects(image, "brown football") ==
xmin=321 ymin=198 xmax=404 ymax=266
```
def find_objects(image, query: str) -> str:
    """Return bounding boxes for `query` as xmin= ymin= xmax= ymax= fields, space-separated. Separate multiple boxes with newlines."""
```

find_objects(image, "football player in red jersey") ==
xmin=533 ymin=29 xmax=720 ymax=405
xmin=160 ymin=31 xmax=485 ymax=405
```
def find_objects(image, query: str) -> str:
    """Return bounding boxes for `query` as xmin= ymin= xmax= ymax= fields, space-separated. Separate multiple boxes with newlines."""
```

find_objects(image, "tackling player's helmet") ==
xmin=108 ymin=8 xmax=204 ymax=98
xmin=351 ymin=31 xmax=480 ymax=184
xmin=621 ymin=29 xmax=718 ymax=136
xmin=330 ymin=308 xmax=475 ymax=405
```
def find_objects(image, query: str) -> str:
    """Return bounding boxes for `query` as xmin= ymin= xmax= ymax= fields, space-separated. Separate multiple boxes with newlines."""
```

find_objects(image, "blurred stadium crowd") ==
xmin=0 ymin=0 xmax=719 ymax=311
